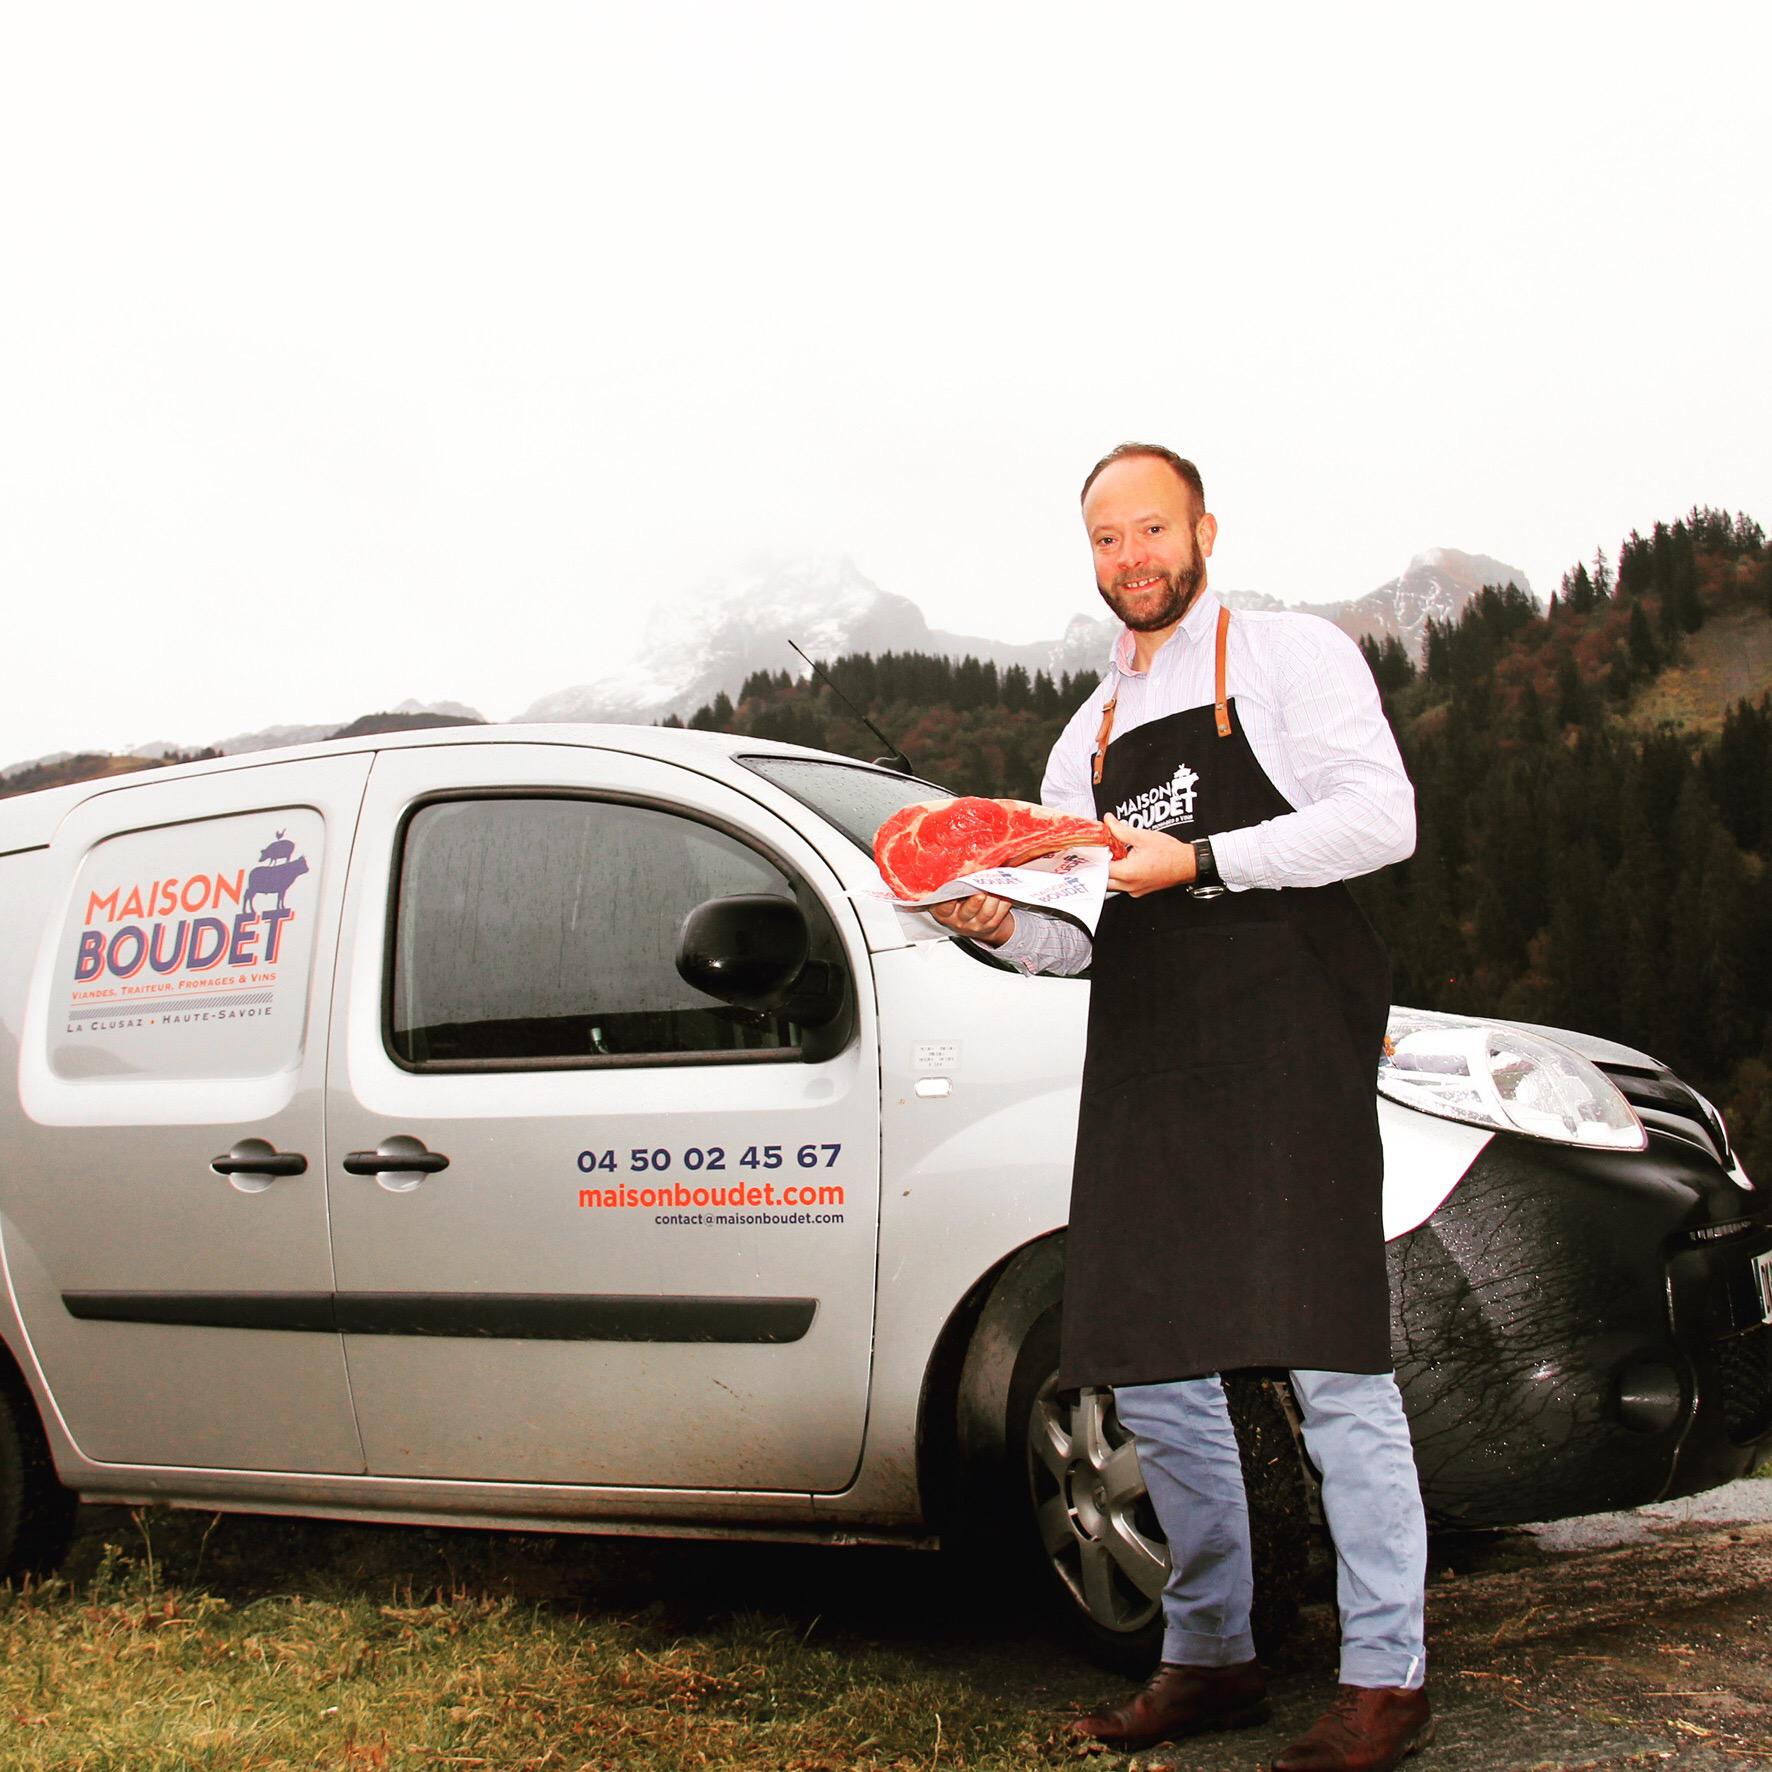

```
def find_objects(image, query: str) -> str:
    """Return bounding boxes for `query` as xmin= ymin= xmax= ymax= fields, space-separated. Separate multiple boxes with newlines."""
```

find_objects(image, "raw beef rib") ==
xmin=874 ymin=797 xmax=1120 ymax=899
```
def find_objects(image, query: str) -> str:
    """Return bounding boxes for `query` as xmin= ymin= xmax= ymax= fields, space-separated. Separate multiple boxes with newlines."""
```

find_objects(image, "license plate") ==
xmin=1756 ymin=1249 xmax=1772 ymax=1325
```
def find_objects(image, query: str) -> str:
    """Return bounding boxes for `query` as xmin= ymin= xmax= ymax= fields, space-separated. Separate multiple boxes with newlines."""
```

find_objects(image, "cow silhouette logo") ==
xmin=245 ymin=831 xmax=311 ymax=913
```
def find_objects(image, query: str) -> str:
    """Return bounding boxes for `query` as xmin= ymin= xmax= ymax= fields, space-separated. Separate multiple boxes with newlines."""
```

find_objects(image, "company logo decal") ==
xmin=65 ymin=828 xmax=311 ymax=1033
xmin=1114 ymin=761 xmax=1200 ymax=832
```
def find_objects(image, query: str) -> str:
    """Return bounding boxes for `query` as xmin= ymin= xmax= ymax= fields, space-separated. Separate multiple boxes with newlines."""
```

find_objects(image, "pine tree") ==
xmin=1554 ymin=655 xmax=1586 ymax=726
xmin=1627 ymin=603 xmax=1660 ymax=677
xmin=1562 ymin=562 xmax=1596 ymax=615
xmin=1517 ymin=679 xmax=1545 ymax=741
xmin=1602 ymin=864 xmax=1661 ymax=1055
xmin=1591 ymin=548 xmax=1613 ymax=603
xmin=1397 ymin=836 xmax=1463 ymax=1006
xmin=1423 ymin=619 xmax=1452 ymax=685
xmin=1546 ymin=840 xmax=1614 ymax=1030
xmin=1707 ymin=697 xmax=1772 ymax=851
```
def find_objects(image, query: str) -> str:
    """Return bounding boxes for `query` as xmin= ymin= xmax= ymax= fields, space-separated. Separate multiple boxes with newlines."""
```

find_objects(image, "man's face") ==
xmin=1083 ymin=454 xmax=1217 ymax=633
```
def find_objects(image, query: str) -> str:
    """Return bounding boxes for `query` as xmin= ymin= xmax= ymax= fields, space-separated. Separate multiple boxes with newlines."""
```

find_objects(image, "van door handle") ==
xmin=342 ymin=1139 xmax=451 ymax=1177
xmin=211 ymin=1143 xmax=308 ymax=1177
xmin=211 ymin=1140 xmax=308 ymax=1194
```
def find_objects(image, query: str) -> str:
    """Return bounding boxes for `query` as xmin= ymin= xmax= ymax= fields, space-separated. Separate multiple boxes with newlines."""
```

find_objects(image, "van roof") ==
xmin=0 ymin=724 xmax=881 ymax=854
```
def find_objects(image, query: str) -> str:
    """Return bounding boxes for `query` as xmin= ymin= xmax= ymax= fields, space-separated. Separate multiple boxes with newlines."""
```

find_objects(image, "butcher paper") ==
xmin=869 ymin=844 xmax=1111 ymax=935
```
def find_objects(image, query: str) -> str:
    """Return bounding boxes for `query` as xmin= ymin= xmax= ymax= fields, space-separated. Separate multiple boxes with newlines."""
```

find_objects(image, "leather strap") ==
xmin=1094 ymin=605 xmax=1233 ymax=778
xmin=1092 ymin=696 xmax=1118 ymax=786
xmin=1214 ymin=604 xmax=1233 ymax=737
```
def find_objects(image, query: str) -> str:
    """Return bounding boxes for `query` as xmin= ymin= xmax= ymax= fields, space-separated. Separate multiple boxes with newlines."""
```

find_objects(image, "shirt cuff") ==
xmin=1207 ymin=826 xmax=1268 ymax=892
xmin=991 ymin=914 xmax=1046 ymax=974
xmin=992 ymin=906 xmax=1094 ymax=975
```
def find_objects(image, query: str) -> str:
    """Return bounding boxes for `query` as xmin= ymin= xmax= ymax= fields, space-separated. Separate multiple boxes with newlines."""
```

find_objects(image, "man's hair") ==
xmin=1080 ymin=442 xmax=1205 ymax=517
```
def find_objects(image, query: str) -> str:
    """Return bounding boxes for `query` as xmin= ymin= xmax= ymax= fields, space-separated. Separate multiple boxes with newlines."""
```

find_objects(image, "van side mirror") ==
xmin=670 ymin=893 xmax=808 ymax=1011
xmin=676 ymin=895 xmax=847 ymax=1031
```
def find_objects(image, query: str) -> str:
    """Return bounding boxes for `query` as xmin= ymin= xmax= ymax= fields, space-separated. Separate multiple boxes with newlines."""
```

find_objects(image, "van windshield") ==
xmin=737 ymin=756 xmax=951 ymax=857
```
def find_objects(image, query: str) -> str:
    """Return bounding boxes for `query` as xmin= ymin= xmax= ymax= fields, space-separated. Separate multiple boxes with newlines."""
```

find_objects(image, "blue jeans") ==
xmin=1112 ymin=1369 xmax=1427 ymax=1689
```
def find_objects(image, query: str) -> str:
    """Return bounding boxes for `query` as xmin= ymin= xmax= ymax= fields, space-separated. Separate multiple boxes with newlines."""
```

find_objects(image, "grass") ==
xmin=0 ymin=1508 xmax=1097 ymax=1771
xmin=14 ymin=1480 xmax=1771 ymax=1767
xmin=1626 ymin=604 xmax=1772 ymax=733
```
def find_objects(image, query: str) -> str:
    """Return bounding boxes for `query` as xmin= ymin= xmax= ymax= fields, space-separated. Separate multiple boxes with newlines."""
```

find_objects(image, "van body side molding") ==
xmin=60 ymin=1291 xmax=817 ymax=1344
xmin=335 ymin=1293 xmax=818 ymax=1343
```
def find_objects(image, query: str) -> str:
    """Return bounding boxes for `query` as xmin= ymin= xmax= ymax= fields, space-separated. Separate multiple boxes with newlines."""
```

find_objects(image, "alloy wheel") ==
xmin=1025 ymin=1377 xmax=1169 ymax=1634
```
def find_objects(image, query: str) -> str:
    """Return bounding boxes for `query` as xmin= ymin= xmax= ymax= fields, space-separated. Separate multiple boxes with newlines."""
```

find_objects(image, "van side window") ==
xmin=387 ymin=797 xmax=845 ymax=1068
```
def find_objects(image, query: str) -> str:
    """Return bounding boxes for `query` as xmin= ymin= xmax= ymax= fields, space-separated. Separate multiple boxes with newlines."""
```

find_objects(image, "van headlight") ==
xmin=1379 ymin=1009 xmax=1646 ymax=1150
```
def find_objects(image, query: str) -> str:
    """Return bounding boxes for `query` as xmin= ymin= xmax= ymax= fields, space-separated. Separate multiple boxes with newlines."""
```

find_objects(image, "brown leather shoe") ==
xmin=1271 ymin=1683 xmax=1434 ymax=1771
xmin=1068 ymin=1658 xmax=1269 ymax=1750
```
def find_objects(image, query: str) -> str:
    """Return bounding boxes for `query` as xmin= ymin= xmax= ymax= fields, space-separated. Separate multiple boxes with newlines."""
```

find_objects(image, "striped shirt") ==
xmin=994 ymin=588 xmax=1415 ymax=976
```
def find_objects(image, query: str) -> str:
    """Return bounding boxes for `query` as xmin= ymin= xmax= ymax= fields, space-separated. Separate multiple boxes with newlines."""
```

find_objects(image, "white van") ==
xmin=2 ymin=727 xmax=1767 ymax=1668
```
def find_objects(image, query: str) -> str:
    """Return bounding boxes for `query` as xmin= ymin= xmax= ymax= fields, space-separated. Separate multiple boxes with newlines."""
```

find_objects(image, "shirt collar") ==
xmin=1110 ymin=587 xmax=1223 ymax=678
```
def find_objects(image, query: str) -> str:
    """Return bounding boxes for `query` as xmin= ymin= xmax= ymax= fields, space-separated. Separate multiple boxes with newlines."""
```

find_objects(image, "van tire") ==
xmin=1003 ymin=1300 xmax=1311 ymax=1674
xmin=0 ymin=1372 xmax=78 ymax=1582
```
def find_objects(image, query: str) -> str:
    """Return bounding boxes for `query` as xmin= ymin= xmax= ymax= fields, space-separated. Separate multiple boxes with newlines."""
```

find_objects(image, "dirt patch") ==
xmin=1628 ymin=606 xmax=1772 ymax=734
xmin=1094 ymin=1507 xmax=1772 ymax=1771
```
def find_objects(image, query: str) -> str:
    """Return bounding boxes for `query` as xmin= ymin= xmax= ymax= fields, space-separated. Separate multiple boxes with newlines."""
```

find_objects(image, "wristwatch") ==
xmin=1188 ymin=837 xmax=1226 ymax=899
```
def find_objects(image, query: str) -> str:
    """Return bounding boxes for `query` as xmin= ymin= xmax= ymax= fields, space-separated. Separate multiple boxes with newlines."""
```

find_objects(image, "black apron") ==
xmin=1058 ymin=609 xmax=1394 ymax=1389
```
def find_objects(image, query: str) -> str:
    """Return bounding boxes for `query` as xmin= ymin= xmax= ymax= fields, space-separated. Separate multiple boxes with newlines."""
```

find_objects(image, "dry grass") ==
xmin=1627 ymin=606 xmax=1772 ymax=734
xmin=15 ymin=1496 xmax=1772 ymax=1768
xmin=0 ymin=1508 xmax=1093 ymax=1772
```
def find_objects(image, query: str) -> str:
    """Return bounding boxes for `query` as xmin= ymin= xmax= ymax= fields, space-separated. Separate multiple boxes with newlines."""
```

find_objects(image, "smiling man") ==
xmin=931 ymin=444 xmax=1430 ymax=1771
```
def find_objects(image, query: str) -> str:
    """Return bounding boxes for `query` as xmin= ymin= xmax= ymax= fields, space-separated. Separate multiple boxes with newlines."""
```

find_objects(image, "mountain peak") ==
xmin=517 ymin=545 xmax=1533 ymax=728
xmin=521 ymin=556 xmax=935 ymax=725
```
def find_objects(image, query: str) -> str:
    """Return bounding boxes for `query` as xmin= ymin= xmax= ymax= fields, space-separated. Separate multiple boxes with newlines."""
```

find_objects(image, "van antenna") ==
xmin=788 ymin=641 xmax=914 ymax=775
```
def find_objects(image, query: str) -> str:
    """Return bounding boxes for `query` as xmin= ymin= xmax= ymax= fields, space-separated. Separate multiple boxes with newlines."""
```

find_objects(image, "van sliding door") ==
xmin=10 ymin=758 xmax=370 ymax=1474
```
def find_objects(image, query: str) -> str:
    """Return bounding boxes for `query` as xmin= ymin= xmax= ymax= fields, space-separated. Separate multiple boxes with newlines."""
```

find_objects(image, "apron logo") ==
xmin=1115 ymin=761 xmax=1200 ymax=832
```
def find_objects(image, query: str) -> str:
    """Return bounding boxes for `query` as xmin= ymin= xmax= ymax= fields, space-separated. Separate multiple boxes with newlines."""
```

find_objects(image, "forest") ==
xmin=679 ymin=507 xmax=1772 ymax=1180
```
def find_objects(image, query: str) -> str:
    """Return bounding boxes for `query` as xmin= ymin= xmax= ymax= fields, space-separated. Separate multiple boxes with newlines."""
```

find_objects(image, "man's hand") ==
xmin=926 ymin=892 xmax=1017 ymax=947
xmin=1105 ymin=814 xmax=1197 ymax=897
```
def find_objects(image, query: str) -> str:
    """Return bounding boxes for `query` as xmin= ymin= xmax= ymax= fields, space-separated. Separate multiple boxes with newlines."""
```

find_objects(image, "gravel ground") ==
xmin=1090 ymin=1479 xmax=1772 ymax=1771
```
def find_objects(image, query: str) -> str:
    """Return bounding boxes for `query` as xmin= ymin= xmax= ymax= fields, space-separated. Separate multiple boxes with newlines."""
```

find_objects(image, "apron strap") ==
xmin=1093 ymin=603 xmax=1235 ymax=781
xmin=1091 ymin=695 xmax=1118 ymax=786
xmin=1214 ymin=605 xmax=1233 ymax=737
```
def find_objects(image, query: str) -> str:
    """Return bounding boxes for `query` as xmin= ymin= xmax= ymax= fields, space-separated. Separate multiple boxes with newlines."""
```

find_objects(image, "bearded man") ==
xmin=931 ymin=444 xmax=1431 ymax=1772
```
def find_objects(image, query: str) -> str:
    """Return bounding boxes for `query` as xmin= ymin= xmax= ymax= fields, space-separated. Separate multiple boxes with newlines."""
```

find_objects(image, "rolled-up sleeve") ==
xmin=992 ymin=908 xmax=1093 ymax=976
xmin=1210 ymin=619 xmax=1416 ymax=891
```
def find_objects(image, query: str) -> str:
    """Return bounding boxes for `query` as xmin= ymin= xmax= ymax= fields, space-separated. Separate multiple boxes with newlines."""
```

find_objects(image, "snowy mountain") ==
xmin=520 ymin=556 xmax=1108 ymax=727
xmin=521 ymin=550 xmax=1532 ymax=727
xmin=1323 ymin=549 xmax=1531 ymax=656
xmin=2 ymin=551 xmax=1529 ymax=779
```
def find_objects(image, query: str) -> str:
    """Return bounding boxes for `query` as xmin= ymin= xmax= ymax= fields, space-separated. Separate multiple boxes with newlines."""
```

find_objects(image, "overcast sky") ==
xmin=4 ymin=3 xmax=1767 ymax=765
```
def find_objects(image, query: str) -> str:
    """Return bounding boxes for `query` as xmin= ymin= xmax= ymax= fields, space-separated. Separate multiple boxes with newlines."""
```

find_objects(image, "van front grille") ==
xmin=1718 ymin=1324 xmax=1772 ymax=1446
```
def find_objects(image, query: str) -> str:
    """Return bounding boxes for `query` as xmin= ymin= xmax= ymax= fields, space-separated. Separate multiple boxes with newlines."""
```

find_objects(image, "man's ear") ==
xmin=1196 ymin=512 xmax=1219 ymax=558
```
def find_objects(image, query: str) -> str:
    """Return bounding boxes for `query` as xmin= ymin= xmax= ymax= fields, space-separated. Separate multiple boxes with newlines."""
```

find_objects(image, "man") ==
xmin=931 ymin=445 xmax=1431 ymax=1772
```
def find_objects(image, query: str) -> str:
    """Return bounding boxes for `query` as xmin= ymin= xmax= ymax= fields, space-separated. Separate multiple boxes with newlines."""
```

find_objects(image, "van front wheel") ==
xmin=1007 ymin=1303 xmax=1311 ymax=1675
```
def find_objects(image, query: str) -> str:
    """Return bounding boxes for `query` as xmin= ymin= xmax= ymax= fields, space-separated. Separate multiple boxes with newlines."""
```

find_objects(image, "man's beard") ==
xmin=1098 ymin=558 xmax=1207 ymax=632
